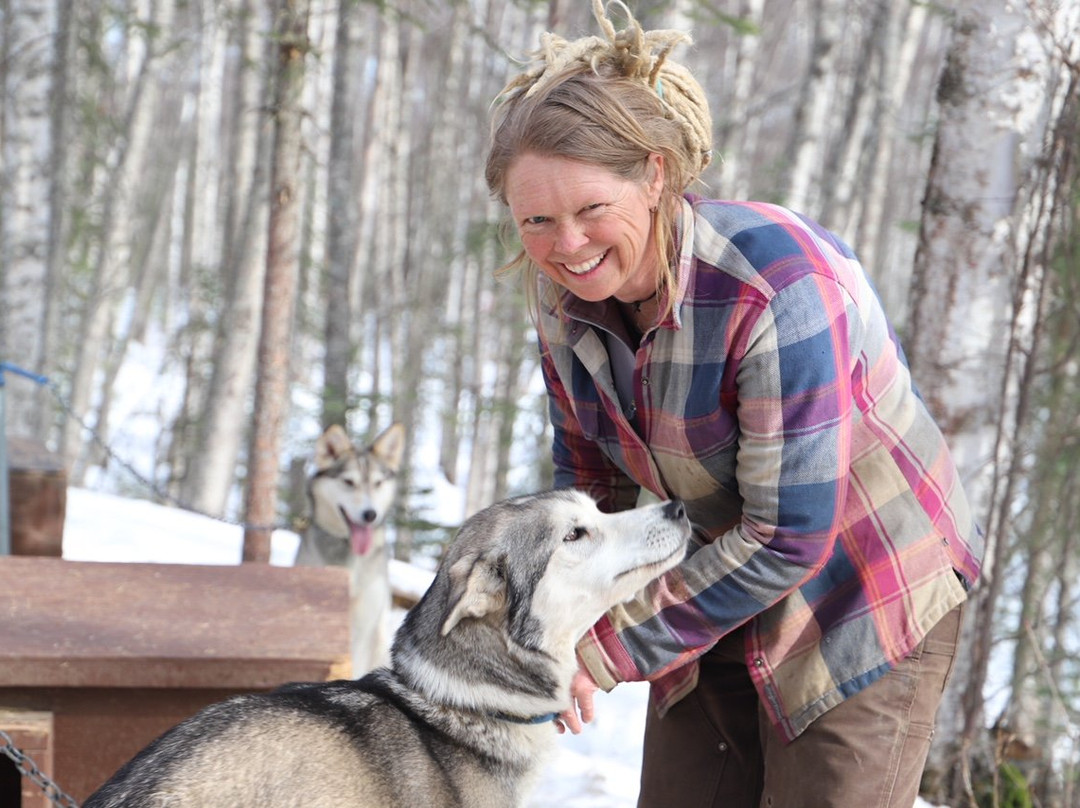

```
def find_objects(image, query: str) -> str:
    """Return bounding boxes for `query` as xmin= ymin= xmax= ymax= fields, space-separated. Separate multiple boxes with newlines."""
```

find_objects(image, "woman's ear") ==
xmin=645 ymin=153 xmax=666 ymax=208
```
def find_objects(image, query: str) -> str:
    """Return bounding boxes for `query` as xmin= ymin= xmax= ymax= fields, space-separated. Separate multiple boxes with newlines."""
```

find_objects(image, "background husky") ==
xmin=84 ymin=490 xmax=691 ymax=808
xmin=293 ymin=423 xmax=405 ymax=675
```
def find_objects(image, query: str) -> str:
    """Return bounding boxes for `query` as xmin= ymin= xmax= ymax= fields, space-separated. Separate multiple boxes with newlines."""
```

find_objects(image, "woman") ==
xmin=485 ymin=2 xmax=984 ymax=807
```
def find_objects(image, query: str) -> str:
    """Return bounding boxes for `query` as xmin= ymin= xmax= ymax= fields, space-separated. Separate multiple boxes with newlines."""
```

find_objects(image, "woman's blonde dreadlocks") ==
xmin=495 ymin=0 xmax=713 ymax=180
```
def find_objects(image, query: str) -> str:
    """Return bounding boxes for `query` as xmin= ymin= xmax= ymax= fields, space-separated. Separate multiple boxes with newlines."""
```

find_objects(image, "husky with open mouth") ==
xmin=293 ymin=423 xmax=405 ymax=675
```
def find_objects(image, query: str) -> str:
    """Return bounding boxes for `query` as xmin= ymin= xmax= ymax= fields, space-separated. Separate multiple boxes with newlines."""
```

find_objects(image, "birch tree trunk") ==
xmin=353 ymin=7 xmax=395 ymax=428
xmin=428 ymin=2 xmax=470 ymax=487
xmin=294 ymin=0 xmax=333 ymax=406
xmin=243 ymin=0 xmax=309 ymax=562
xmin=320 ymin=0 xmax=363 ymax=431
xmin=852 ymin=0 xmax=930 ymax=316
xmin=39 ymin=0 xmax=74 ymax=438
xmin=1040 ymin=176 xmax=1080 ymax=803
xmin=715 ymin=0 xmax=764 ymax=201
xmin=63 ymin=0 xmax=168 ymax=479
xmin=785 ymin=0 xmax=841 ymax=215
xmin=490 ymin=302 xmax=534 ymax=503
xmin=822 ymin=0 xmax=888 ymax=229
xmin=81 ymin=0 xmax=181 ymax=482
xmin=161 ymin=0 xmax=230 ymax=499
xmin=439 ymin=0 xmax=546 ymax=507
xmin=180 ymin=1 xmax=272 ymax=516
xmin=1045 ymin=518 xmax=1078 ymax=807
xmin=909 ymin=1 xmax=1080 ymax=800
xmin=1001 ymin=40 xmax=1080 ymax=802
xmin=0 ymin=0 xmax=58 ymax=439
xmin=386 ymin=15 xmax=426 ymax=560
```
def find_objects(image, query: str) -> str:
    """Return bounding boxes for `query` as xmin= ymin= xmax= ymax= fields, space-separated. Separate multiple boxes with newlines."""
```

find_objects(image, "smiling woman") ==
xmin=485 ymin=20 xmax=711 ymax=329
xmin=481 ymin=2 xmax=983 ymax=807
xmin=506 ymin=153 xmax=663 ymax=308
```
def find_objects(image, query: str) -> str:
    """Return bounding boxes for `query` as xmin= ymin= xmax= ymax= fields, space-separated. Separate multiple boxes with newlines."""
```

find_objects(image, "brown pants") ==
xmin=637 ymin=606 xmax=963 ymax=808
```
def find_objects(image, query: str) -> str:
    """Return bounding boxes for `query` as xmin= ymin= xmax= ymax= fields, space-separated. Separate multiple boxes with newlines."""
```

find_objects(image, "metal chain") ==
xmin=0 ymin=728 xmax=81 ymax=808
xmin=41 ymin=377 xmax=294 ymax=533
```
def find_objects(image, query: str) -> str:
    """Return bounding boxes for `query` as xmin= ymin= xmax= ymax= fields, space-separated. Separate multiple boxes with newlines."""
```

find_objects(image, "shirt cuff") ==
xmin=576 ymin=625 xmax=622 ymax=693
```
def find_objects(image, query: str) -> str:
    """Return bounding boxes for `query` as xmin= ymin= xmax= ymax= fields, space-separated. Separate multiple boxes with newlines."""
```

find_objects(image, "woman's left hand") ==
xmin=556 ymin=666 xmax=599 ymax=735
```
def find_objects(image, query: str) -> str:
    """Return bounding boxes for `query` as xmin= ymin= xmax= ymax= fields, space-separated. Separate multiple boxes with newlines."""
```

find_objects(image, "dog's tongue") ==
xmin=350 ymin=522 xmax=374 ymax=556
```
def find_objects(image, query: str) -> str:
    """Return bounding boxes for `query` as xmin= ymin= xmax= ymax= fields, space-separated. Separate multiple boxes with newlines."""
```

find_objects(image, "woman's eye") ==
xmin=523 ymin=215 xmax=549 ymax=226
xmin=564 ymin=526 xmax=589 ymax=542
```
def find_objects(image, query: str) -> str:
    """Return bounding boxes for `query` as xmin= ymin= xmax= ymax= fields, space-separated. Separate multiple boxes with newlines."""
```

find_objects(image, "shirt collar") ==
xmin=669 ymin=195 xmax=695 ymax=329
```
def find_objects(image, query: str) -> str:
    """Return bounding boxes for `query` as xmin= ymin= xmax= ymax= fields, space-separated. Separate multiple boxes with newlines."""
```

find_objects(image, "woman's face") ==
xmin=505 ymin=152 xmax=664 ymax=304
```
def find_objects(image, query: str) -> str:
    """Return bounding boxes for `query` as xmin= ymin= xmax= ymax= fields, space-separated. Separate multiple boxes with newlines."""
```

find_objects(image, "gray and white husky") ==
xmin=84 ymin=490 xmax=691 ymax=808
xmin=293 ymin=423 xmax=405 ymax=675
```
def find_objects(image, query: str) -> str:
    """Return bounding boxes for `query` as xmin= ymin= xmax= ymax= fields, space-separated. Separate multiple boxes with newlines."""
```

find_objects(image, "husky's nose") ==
xmin=663 ymin=499 xmax=686 ymax=521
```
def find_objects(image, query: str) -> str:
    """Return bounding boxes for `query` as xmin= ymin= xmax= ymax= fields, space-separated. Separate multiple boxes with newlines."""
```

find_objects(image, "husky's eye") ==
xmin=564 ymin=526 xmax=589 ymax=543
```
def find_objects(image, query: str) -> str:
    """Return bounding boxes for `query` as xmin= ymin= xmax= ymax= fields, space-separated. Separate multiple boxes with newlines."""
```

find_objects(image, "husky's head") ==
xmin=392 ymin=490 xmax=690 ymax=716
xmin=308 ymin=423 xmax=405 ymax=555
xmin=440 ymin=490 xmax=690 ymax=648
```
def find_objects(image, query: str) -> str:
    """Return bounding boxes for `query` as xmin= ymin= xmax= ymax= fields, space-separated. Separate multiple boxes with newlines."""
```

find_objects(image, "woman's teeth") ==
xmin=565 ymin=251 xmax=606 ymax=275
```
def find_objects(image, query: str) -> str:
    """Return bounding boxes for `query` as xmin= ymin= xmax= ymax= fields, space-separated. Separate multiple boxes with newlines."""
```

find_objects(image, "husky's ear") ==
xmin=315 ymin=425 xmax=353 ymax=470
xmin=371 ymin=423 xmax=406 ymax=473
xmin=441 ymin=553 xmax=506 ymax=636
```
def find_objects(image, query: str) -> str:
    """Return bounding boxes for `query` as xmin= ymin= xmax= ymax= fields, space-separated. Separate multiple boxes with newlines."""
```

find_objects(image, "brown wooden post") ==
xmin=7 ymin=437 xmax=66 ymax=557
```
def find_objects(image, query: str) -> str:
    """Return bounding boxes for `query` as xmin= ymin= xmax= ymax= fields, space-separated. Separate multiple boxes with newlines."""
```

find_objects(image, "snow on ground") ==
xmin=60 ymin=487 xmax=941 ymax=808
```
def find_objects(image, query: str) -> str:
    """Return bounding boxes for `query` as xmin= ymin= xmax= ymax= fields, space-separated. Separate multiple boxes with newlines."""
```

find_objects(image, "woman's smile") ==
xmin=564 ymin=250 xmax=608 ymax=276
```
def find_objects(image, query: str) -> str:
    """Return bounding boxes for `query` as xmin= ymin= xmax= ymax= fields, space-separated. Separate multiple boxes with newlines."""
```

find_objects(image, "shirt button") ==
xmin=626 ymin=403 xmax=637 ymax=419
xmin=718 ymin=741 xmax=728 ymax=753
xmin=641 ymin=377 xmax=650 ymax=386
xmin=754 ymin=658 xmax=764 ymax=668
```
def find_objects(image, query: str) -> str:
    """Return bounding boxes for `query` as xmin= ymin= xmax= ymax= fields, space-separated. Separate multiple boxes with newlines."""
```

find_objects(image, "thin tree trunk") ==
xmin=785 ymin=0 xmax=840 ymax=214
xmin=80 ymin=0 xmax=179 ymax=480
xmin=822 ymin=0 xmax=888 ymax=229
xmin=243 ymin=0 xmax=309 ymax=562
xmin=320 ymin=0 xmax=363 ymax=431
xmin=0 ymin=0 xmax=58 ymax=439
xmin=63 ymin=0 xmax=162 ymax=479
xmin=39 ymin=0 xmax=75 ymax=438
xmin=164 ymin=0 xmax=229 ymax=502
xmin=854 ymin=0 xmax=925 ymax=315
xmin=1044 ymin=513 xmax=1078 ymax=807
xmin=425 ymin=3 xmax=469 ymax=486
xmin=387 ymin=15 xmax=428 ymax=561
xmin=490 ymin=307 xmax=530 ymax=503
xmin=181 ymin=1 xmax=272 ymax=516
xmin=716 ymin=0 xmax=764 ymax=201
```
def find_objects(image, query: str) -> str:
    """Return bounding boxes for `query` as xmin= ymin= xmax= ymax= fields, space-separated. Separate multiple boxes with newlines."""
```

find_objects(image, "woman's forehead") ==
xmin=506 ymin=154 xmax=634 ymax=213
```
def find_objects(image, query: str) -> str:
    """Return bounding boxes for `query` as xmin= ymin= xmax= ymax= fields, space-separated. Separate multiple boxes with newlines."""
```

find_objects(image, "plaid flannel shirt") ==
xmin=539 ymin=196 xmax=984 ymax=742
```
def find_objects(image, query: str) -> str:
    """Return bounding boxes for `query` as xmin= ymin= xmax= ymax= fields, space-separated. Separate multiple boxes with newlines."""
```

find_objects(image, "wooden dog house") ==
xmin=0 ymin=556 xmax=350 ymax=805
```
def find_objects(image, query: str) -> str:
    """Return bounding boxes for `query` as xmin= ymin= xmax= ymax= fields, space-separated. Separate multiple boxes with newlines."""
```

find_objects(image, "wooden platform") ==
xmin=0 ymin=556 xmax=350 ymax=803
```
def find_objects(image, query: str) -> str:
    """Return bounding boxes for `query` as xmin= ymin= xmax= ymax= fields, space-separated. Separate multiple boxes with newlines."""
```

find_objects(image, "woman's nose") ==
xmin=553 ymin=220 xmax=588 ymax=253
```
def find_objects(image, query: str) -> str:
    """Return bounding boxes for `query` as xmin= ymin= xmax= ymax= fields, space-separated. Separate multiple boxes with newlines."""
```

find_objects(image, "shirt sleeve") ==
xmin=578 ymin=269 xmax=857 ymax=688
